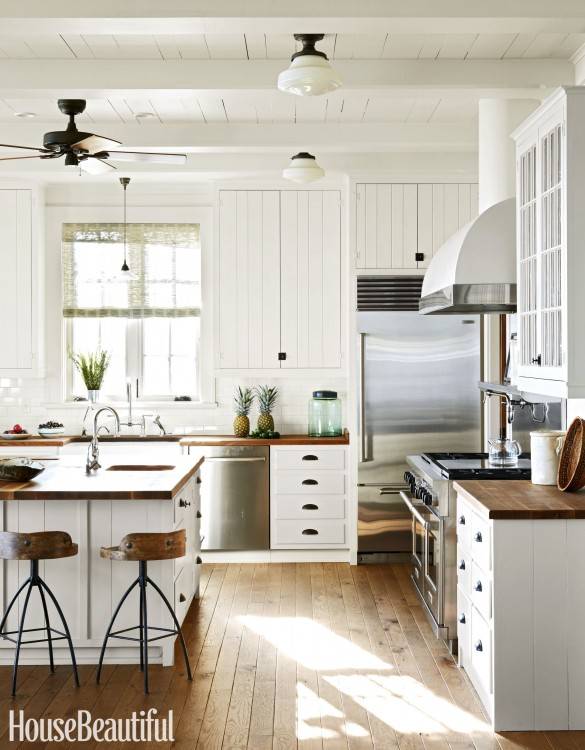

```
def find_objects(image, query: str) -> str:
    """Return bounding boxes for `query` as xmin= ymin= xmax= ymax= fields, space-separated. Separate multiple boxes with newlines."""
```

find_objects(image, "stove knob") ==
xmin=423 ymin=489 xmax=433 ymax=506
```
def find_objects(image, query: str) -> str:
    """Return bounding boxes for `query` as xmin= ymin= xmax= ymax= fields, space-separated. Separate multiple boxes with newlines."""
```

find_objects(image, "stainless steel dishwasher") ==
xmin=200 ymin=445 xmax=269 ymax=550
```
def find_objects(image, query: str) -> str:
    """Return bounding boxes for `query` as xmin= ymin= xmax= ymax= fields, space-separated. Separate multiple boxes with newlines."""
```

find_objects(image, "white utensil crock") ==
xmin=530 ymin=430 xmax=566 ymax=485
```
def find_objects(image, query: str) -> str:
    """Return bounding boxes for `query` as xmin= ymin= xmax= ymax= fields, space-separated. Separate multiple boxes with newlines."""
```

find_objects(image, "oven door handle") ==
xmin=400 ymin=491 xmax=430 ymax=529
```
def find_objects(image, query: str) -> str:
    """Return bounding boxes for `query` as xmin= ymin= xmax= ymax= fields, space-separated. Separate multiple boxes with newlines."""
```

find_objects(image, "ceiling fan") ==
xmin=0 ymin=99 xmax=187 ymax=174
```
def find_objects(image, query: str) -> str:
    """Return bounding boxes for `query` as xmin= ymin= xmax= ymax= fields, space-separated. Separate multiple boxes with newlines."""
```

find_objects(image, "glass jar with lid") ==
xmin=308 ymin=391 xmax=342 ymax=437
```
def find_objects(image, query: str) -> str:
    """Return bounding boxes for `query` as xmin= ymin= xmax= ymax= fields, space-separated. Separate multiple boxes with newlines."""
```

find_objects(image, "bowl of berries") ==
xmin=38 ymin=421 xmax=65 ymax=437
xmin=2 ymin=424 xmax=29 ymax=440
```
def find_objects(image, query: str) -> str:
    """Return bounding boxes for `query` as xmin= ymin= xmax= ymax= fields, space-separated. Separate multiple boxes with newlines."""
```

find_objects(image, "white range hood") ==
xmin=419 ymin=197 xmax=517 ymax=314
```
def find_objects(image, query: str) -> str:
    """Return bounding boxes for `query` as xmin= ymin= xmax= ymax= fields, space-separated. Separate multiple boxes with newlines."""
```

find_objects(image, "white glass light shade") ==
xmin=282 ymin=153 xmax=325 ymax=183
xmin=277 ymin=55 xmax=342 ymax=96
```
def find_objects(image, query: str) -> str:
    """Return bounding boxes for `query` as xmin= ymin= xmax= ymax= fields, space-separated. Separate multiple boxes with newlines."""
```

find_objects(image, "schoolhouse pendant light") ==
xmin=277 ymin=34 xmax=342 ymax=96
xmin=282 ymin=152 xmax=325 ymax=183
xmin=120 ymin=177 xmax=131 ymax=275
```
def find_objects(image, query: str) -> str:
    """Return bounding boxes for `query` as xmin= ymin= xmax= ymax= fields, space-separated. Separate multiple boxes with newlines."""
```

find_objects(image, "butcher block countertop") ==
xmin=0 ymin=454 xmax=204 ymax=501
xmin=179 ymin=432 xmax=350 ymax=447
xmin=0 ymin=436 xmax=77 ymax=447
xmin=454 ymin=480 xmax=585 ymax=520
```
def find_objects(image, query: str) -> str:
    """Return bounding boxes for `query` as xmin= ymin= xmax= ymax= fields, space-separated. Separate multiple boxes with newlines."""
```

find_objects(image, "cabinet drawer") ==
xmin=471 ymin=514 xmax=491 ymax=572
xmin=457 ymin=545 xmax=471 ymax=597
xmin=273 ymin=494 xmax=345 ymax=520
xmin=174 ymin=565 xmax=191 ymax=624
xmin=457 ymin=588 xmax=471 ymax=670
xmin=471 ymin=606 xmax=492 ymax=695
xmin=273 ymin=448 xmax=345 ymax=471
xmin=456 ymin=499 xmax=472 ymax=551
xmin=272 ymin=519 xmax=346 ymax=547
xmin=273 ymin=471 xmax=345 ymax=495
xmin=470 ymin=562 xmax=492 ymax=622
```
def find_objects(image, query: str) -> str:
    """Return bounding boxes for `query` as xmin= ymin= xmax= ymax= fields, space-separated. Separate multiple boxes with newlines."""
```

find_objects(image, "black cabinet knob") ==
xmin=475 ymin=641 xmax=483 ymax=652
xmin=459 ymin=516 xmax=466 ymax=525
xmin=459 ymin=560 xmax=466 ymax=571
xmin=196 ymin=510 xmax=202 ymax=518
xmin=179 ymin=498 xmax=191 ymax=508
xmin=459 ymin=614 xmax=466 ymax=624
xmin=179 ymin=593 xmax=186 ymax=603
xmin=474 ymin=581 xmax=483 ymax=592
xmin=196 ymin=476 xmax=202 ymax=484
xmin=196 ymin=556 xmax=202 ymax=564
xmin=474 ymin=532 xmax=482 ymax=543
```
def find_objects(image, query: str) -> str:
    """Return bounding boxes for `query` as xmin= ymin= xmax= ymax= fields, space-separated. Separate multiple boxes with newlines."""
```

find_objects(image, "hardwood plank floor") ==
xmin=0 ymin=563 xmax=583 ymax=749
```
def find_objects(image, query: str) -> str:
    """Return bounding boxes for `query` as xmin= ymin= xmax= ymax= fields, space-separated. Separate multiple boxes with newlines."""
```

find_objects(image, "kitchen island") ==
xmin=454 ymin=479 xmax=585 ymax=732
xmin=0 ymin=454 xmax=204 ymax=666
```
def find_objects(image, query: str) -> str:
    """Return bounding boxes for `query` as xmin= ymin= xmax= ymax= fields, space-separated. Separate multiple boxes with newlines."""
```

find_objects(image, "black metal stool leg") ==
xmin=147 ymin=576 xmax=193 ymax=681
xmin=37 ymin=582 xmax=54 ymax=673
xmin=139 ymin=562 xmax=149 ymax=694
xmin=38 ymin=578 xmax=79 ymax=688
xmin=0 ymin=576 xmax=31 ymax=637
xmin=139 ymin=583 xmax=144 ymax=672
xmin=12 ymin=580 xmax=34 ymax=696
xmin=96 ymin=577 xmax=139 ymax=684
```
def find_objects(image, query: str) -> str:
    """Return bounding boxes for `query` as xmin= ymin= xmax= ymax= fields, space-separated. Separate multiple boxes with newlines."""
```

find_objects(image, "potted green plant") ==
xmin=70 ymin=349 xmax=111 ymax=403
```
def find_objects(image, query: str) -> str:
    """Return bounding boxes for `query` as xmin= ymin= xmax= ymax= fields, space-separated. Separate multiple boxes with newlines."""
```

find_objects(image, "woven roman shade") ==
xmin=62 ymin=223 xmax=200 ymax=318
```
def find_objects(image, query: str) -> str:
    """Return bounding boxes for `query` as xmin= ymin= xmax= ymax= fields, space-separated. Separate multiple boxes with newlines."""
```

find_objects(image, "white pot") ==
xmin=530 ymin=430 xmax=566 ymax=485
xmin=87 ymin=389 xmax=101 ymax=403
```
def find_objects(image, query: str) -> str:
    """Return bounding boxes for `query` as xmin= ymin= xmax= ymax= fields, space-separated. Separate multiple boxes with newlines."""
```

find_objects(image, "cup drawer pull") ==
xmin=302 ymin=479 xmax=318 ymax=485
xmin=302 ymin=528 xmax=319 ymax=535
xmin=302 ymin=455 xmax=319 ymax=461
xmin=302 ymin=503 xmax=319 ymax=510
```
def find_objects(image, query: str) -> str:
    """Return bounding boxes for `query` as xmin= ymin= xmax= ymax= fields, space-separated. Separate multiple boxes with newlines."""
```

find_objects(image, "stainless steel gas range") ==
xmin=401 ymin=452 xmax=531 ymax=652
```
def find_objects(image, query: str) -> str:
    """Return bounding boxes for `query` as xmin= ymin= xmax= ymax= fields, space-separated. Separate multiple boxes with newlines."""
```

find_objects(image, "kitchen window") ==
xmin=62 ymin=222 xmax=201 ymax=400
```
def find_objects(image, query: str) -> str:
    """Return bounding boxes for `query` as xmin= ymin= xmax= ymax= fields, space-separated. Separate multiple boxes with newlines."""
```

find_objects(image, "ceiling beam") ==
xmin=0 ymin=59 xmax=572 ymax=100
xmin=0 ymin=122 xmax=478 ymax=154
xmin=0 ymin=1 xmax=585 ymax=34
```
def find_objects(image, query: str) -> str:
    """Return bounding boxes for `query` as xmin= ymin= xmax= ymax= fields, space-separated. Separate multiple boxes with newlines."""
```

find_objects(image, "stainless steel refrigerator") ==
xmin=357 ymin=277 xmax=481 ymax=557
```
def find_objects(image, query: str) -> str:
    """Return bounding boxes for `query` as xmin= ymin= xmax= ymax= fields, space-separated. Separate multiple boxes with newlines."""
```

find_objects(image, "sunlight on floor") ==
xmin=241 ymin=614 xmax=492 ymax=738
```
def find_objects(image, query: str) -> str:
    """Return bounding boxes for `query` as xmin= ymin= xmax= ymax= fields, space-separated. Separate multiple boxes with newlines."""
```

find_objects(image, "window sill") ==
xmin=48 ymin=401 xmax=219 ymax=410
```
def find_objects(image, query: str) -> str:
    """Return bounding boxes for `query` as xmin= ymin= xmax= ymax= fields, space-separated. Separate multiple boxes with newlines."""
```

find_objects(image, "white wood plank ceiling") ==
xmin=0 ymin=32 xmax=581 ymax=126
xmin=0 ymin=32 xmax=583 ymax=62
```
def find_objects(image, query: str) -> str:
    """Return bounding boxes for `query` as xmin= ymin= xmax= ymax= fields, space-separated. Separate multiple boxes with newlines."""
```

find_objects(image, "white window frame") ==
xmin=48 ymin=205 xmax=213 ymax=406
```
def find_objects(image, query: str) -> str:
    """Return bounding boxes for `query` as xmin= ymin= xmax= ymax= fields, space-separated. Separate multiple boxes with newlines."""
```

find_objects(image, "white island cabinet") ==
xmin=455 ymin=480 xmax=585 ymax=731
xmin=0 ymin=456 xmax=203 ymax=667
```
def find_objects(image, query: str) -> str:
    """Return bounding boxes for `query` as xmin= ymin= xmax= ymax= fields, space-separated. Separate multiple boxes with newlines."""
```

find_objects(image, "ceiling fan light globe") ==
xmin=277 ymin=55 xmax=342 ymax=96
xmin=282 ymin=153 xmax=325 ymax=183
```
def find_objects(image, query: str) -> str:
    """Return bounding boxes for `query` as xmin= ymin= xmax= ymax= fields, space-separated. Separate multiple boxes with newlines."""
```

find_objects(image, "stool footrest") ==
xmin=0 ymin=626 xmax=68 ymax=646
xmin=108 ymin=624 xmax=179 ymax=644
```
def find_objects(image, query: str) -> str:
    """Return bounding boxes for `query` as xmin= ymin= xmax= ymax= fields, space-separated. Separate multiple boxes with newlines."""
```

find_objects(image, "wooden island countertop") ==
xmin=454 ymin=479 xmax=585 ymax=520
xmin=0 ymin=454 xmax=204 ymax=501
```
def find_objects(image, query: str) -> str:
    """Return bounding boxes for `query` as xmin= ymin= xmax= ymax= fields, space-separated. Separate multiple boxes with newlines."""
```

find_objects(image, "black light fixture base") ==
xmin=292 ymin=33 xmax=328 ymax=61
xmin=57 ymin=99 xmax=87 ymax=117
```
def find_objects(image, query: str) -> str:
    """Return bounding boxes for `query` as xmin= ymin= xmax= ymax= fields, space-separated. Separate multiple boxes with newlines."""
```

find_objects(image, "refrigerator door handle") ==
xmin=359 ymin=332 xmax=368 ymax=463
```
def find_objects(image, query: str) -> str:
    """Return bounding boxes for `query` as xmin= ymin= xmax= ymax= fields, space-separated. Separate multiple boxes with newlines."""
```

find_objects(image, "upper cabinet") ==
xmin=513 ymin=88 xmax=585 ymax=398
xmin=217 ymin=189 xmax=342 ymax=370
xmin=0 ymin=189 xmax=42 ymax=375
xmin=354 ymin=182 xmax=478 ymax=271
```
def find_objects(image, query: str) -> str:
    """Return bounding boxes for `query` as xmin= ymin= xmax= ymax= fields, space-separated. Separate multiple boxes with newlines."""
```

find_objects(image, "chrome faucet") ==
xmin=86 ymin=407 xmax=120 ymax=474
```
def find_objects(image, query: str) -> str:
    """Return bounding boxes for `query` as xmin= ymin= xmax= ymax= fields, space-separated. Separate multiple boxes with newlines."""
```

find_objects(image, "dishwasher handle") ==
xmin=204 ymin=457 xmax=266 ymax=463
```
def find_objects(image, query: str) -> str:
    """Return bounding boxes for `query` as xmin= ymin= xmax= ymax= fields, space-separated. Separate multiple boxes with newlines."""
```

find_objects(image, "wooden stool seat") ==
xmin=100 ymin=529 xmax=185 ymax=562
xmin=0 ymin=530 xmax=79 ymax=695
xmin=97 ymin=528 xmax=192 ymax=694
xmin=0 ymin=531 xmax=78 ymax=561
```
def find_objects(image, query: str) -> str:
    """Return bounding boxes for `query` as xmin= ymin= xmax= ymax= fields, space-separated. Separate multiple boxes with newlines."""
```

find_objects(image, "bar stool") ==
xmin=96 ymin=529 xmax=192 ymax=694
xmin=0 ymin=531 xmax=80 ymax=696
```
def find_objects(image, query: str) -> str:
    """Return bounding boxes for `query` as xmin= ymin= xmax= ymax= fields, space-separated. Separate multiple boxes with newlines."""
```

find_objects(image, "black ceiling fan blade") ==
xmin=99 ymin=150 xmax=187 ymax=165
xmin=79 ymin=157 xmax=117 ymax=175
xmin=71 ymin=134 xmax=122 ymax=154
xmin=0 ymin=143 xmax=50 ymax=153
xmin=0 ymin=154 xmax=44 ymax=161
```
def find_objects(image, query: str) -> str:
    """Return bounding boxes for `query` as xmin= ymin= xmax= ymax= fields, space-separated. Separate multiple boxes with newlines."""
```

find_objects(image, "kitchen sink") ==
xmin=106 ymin=464 xmax=175 ymax=472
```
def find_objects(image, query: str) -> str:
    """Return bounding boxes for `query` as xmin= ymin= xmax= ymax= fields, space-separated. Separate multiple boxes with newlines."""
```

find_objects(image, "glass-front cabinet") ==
xmin=513 ymin=87 xmax=585 ymax=398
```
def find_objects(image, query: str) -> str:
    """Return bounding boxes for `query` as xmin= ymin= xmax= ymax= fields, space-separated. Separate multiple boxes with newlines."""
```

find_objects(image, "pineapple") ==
xmin=255 ymin=385 xmax=278 ymax=433
xmin=233 ymin=386 xmax=254 ymax=437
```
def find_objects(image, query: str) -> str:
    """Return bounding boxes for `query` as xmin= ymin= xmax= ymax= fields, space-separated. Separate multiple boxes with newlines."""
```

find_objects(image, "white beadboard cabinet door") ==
xmin=355 ymin=183 xmax=478 ymax=271
xmin=0 ymin=190 xmax=33 ymax=371
xmin=280 ymin=190 xmax=341 ymax=368
xmin=218 ymin=190 xmax=281 ymax=368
